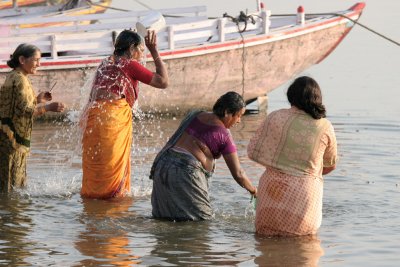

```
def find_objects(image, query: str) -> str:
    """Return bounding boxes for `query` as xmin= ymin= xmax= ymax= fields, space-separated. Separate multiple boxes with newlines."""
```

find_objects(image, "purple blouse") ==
xmin=185 ymin=116 xmax=237 ymax=158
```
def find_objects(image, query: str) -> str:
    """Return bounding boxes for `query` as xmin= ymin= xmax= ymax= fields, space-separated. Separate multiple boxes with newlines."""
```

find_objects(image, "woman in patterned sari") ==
xmin=80 ymin=30 xmax=168 ymax=199
xmin=0 ymin=43 xmax=65 ymax=193
xmin=248 ymin=76 xmax=338 ymax=236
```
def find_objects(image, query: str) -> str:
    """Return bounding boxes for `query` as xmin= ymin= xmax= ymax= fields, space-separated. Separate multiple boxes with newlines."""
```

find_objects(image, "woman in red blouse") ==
xmin=81 ymin=30 xmax=168 ymax=199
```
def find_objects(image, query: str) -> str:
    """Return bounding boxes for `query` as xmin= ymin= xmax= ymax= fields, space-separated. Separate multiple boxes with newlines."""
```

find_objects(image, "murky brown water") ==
xmin=1 ymin=103 xmax=399 ymax=266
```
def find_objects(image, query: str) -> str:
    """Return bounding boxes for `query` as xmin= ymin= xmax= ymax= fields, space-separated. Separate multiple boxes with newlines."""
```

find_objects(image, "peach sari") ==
xmin=248 ymin=107 xmax=337 ymax=236
xmin=81 ymin=99 xmax=132 ymax=199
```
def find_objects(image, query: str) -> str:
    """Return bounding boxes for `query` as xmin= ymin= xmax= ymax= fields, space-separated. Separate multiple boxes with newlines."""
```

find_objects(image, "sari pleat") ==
xmin=81 ymin=99 xmax=132 ymax=199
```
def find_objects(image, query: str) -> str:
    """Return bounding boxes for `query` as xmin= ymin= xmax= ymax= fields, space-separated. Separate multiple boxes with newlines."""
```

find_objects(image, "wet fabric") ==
xmin=0 ymin=132 xmax=28 ymax=192
xmin=150 ymin=110 xmax=215 ymax=221
xmin=81 ymin=99 xmax=132 ymax=199
xmin=0 ymin=70 xmax=36 ymax=192
xmin=151 ymin=148 xmax=213 ymax=221
xmin=248 ymin=107 xmax=337 ymax=236
xmin=91 ymin=57 xmax=153 ymax=107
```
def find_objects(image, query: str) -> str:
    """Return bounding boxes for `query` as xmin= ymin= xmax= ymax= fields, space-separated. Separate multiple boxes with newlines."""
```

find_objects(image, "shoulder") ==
xmin=122 ymin=59 xmax=153 ymax=78
xmin=319 ymin=117 xmax=333 ymax=128
xmin=124 ymin=59 xmax=146 ymax=70
xmin=5 ymin=71 xmax=27 ymax=87
xmin=316 ymin=118 xmax=336 ymax=139
xmin=266 ymin=108 xmax=289 ymax=122
xmin=269 ymin=108 xmax=291 ymax=116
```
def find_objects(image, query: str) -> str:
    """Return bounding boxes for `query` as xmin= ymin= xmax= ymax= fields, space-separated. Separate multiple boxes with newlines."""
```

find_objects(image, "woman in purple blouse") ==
xmin=150 ymin=91 xmax=257 ymax=221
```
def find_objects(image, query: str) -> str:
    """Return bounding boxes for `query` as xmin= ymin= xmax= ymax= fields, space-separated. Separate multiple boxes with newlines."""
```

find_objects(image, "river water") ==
xmin=1 ymin=0 xmax=399 ymax=266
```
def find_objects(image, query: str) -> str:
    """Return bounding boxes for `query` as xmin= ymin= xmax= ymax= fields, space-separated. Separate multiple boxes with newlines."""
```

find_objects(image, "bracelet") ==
xmin=153 ymin=56 xmax=161 ymax=62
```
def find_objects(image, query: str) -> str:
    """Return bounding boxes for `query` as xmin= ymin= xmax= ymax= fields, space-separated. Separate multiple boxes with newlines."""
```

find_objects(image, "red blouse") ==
xmin=91 ymin=56 xmax=154 ymax=107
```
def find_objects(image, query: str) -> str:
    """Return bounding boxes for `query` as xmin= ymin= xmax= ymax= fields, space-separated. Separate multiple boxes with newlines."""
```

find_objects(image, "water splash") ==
xmin=244 ymin=197 xmax=256 ymax=219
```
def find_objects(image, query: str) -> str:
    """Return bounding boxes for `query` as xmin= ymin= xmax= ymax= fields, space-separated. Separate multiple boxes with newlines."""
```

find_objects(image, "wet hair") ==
xmin=287 ymin=76 xmax=326 ymax=119
xmin=213 ymin=91 xmax=245 ymax=118
xmin=113 ymin=30 xmax=142 ymax=57
xmin=7 ymin=43 xmax=40 ymax=69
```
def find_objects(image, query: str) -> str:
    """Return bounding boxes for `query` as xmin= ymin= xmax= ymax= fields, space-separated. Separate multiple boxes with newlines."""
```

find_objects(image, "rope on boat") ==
xmin=223 ymin=12 xmax=257 ymax=33
xmin=221 ymin=10 xmax=399 ymax=97
xmin=223 ymin=12 xmax=259 ymax=97
xmin=272 ymin=13 xmax=400 ymax=47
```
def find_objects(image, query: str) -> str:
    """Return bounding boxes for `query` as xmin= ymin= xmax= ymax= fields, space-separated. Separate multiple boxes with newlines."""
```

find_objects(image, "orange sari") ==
xmin=81 ymin=99 xmax=132 ymax=199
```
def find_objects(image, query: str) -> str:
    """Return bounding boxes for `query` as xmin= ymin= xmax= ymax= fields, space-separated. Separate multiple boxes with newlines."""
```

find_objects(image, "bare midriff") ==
xmin=174 ymin=132 xmax=214 ymax=172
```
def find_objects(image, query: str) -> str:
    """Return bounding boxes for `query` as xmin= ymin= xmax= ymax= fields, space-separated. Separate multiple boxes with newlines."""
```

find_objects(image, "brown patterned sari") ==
xmin=0 ymin=70 xmax=36 ymax=192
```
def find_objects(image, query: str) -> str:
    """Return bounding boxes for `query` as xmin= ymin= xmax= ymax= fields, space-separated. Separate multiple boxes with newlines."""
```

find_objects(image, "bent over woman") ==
xmin=248 ymin=76 xmax=338 ymax=236
xmin=150 ymin=92 xmax=257 ymax=221
xmin=81 ymin=30 xmax=168 ymax=199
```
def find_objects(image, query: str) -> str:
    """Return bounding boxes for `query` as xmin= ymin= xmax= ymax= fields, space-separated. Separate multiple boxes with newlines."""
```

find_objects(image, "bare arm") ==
xmin=34 ymin=102 xmax=65 ymax=116
xmin=223 ymin=152 xmax=257 ymax=197
xmin=145 ymin=30 xmax=169 ymax=89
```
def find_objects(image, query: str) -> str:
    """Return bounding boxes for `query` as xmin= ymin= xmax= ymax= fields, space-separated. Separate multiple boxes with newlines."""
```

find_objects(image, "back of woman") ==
xmin=248 ymin=76 xmax=338 ymax=236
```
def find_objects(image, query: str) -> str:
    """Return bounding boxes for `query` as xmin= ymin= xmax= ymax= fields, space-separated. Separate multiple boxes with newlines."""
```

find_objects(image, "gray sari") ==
xmin=150 ymin=110 xmax=214 ymax=221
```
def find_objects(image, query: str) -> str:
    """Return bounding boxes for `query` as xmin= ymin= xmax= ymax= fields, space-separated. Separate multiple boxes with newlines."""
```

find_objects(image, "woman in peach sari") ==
xmin=80 ymin=30 xmax=168 ymax=199
xmin=248 ymin=76 xmax=338 ymax=236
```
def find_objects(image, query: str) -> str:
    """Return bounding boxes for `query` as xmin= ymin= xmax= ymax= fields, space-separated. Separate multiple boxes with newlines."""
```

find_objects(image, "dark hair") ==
xmin=213 ymin=91 xmax=245 ymax=118
xmin=113 ymin=30 xmax=142 ymax=57
xmin=287 ymin=76 xmax=326 ymax=119
xmin=7 ymin=43 xmax=40 ymax=69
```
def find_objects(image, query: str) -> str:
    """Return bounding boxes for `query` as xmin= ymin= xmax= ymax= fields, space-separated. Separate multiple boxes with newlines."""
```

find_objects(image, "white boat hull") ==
xmin=0 ymin=3 xmax=365 ymax=113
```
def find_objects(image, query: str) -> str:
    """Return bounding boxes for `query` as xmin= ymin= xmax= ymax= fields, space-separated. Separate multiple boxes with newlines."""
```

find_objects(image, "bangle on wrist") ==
xmin=153 ymin=56 xmax=161 ymax=62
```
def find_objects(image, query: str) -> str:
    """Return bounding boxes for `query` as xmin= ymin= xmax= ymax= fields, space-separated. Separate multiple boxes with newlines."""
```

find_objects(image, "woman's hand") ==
xmin=45 ymin=102 xmax=65 ymax=113
xmin=146 ymin=29 xmax=169 ymax=89
xmin=145 ymin=30 xmax=157 ymax=52
xmin=250 ymin=186 xmax=258 ymax=198
xmin=37 ymin=91 xmax=52 ymax=104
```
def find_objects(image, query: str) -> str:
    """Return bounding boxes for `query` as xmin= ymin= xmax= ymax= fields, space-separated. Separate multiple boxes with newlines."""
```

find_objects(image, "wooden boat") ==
xmin=0 ymin=2 xmax=366 ymax=113
xmin=0 ymin=0 xmax=46 ymax=10
xmin=0 ymin=0 xmax=111 ymax=28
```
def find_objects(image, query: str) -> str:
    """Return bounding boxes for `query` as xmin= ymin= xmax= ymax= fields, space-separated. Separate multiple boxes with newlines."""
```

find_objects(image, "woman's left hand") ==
xmin=45 ymin=102 xmax=65 ymax=113
xmin=37 ymin=91 xmax=52 ymax=103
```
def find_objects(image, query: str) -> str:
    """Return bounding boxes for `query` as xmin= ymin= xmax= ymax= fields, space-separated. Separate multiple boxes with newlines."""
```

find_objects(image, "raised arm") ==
xmin=223 ymin=152 xmax=257 ymax=197
xmin=145 ymin=30 xmax=169 ymax=89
